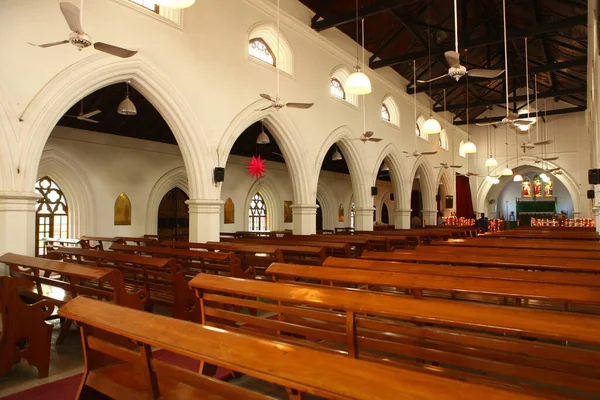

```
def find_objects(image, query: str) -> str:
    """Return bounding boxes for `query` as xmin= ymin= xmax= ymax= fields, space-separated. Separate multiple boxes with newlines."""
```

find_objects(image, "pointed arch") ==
xmin=248 ymin=22 xmax=294 ymax=75
xmin=244 ymin=177 xmax=282 ymax=231
xmin=316 ymin=181 xmax=336 ymax=230
xmin=145 ymin=166 xmax=189 ymax=234
xmin=314 ymin=125 xmax=370 ymax=208
xmin=409 ymin=156 xmax=436 ymax=212
xmin=0 ymin=84 xmax=18 ymax=190
xmin=371 ymin=143 xmax=408 ymax=210
xmin=329 ymin=65 xmax=358 ymax=107
xmin=416 ymin=115 xmax=427 ymax=140
xmin=17 ymin=53 xmax=211 ymax=199
xmin=217 ymin=99 xmax=313 ymax=206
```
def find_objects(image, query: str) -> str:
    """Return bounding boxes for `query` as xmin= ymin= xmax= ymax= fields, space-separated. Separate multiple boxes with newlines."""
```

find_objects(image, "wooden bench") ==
xmin=109 ymin=243 xmax=251 ymax=279
xmin=42 ymin=237 xmax=89 ymax=256
xmin=48 ymin=247 xmax=196 ymax=321
xmin=80 ymin=236 xmax=125 ymax=251
xmin=190 ymin=274 xmax=600 ymax=398
xmin=2 ymin=252 xmax=148 ymax=343
xmin=116 ymin=236 xmax=161 ymax=246
xmin=433 ymin=238 xmax=600 ymax=252
xmin=0 ymin=276 xmax=53 ymax=378
xmin=205 ymin=242 xmax=326 ymax=266
xmin=361 ymin=250 xmax=600 ymax=273
xmin=266 ymin=262 xmax=600 ymax=312
xmin=418 ymin=243 xmax=600 ymax=260
xmin=218 ymin=237 xmax=352 ymax=258
xmin=58 ymin=296 xmax=540 ymax=400
xmin=485 ymin=230 xmax=600 ymax=240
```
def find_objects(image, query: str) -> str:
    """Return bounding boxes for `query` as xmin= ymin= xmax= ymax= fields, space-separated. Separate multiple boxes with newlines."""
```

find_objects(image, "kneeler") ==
xmin=0 ymin=276 xmax=54 ymax=378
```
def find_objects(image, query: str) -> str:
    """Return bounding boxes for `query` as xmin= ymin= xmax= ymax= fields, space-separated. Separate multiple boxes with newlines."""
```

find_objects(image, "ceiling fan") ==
xmin=458 ymin=172 xmax=479 ymax=177
xmin=403 ymin=150 xmax=438 ymax=158
xmin=521 ymin=139 xmax=553 ymax=152
xmin=435 ymin=162 xmax=462 ymax=169
xmin=356 ymin=131 xmax=382 ymax=143
xmin=28 ymin=2 xmax=137 ymax=58
xmin=64 ymin=100 xmax=101 ymax=123
xmin=255 ymin=0 xmax=313 ymax=112
xmin=417 ymin=0 xmax=502 ymax=84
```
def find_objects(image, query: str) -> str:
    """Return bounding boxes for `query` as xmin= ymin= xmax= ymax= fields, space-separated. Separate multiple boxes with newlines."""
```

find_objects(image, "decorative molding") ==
xmin=248 ymin=22 xmax=294 ymax=76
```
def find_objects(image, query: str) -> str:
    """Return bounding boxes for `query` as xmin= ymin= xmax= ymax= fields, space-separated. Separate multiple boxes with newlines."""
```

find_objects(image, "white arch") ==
xmin=244 ymin=177 xmax=282 ymax=231
xmin=17 ymin=53 xmax=211 ymax=198
xmin=416 ymin=115 xmax=427 ymax=140
xmin=0 ymin=84 xmax=18 ymax=190
xmin=381 ymin=94 xmax=400 ymax=127
xmin=379 ymin=191 xmax=394 ymax=224
xmin=145 ymin=166 xmax=190 ymax=234
xmin=248 ymin=22 xmax=294 ymax=76
xmin=330 ymin=65 xmax=358 ymax=107
xmin=475 ymin=158 xmax=582 ymax=214
xmin=316 ymin=181 xmax=336 ymax=230
xmin=438 ymin=128 xmax=449 ymax=150
xmin=314 ymin=125 xmax=371 ymax=208
xmin=217 ymin=99 xmax=313 ymax=205
xmin=458 ymin=140 xmax=466 ymax=158
xmin=38 ymin=149 xmax=95 ymax=239
xmin=371 ymin=143 xmax=408 ymax=210
xmin=409 ymin=156 xmax=437 ymax=212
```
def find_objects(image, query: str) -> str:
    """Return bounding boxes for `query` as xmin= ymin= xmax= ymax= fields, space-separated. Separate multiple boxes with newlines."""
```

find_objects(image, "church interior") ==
xmin=1 ymin=0 xmax=600 ymax=398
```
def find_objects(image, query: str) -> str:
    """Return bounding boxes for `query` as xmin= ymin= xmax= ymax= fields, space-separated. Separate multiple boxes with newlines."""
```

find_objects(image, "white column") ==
xmin=394 ymin=209 xmax=411 ymax=229
xmin=186 ymin=199 xmax=223 ymax=243
xmin=355 ymin=207 xmax=374 ymax=231
xmin=422 ymin=210 xmax=437 ymax=227
xmin=0 ymin=191 xmax=40 ymax=275
xmin=291 ymin=204 xmax=318 ymax=235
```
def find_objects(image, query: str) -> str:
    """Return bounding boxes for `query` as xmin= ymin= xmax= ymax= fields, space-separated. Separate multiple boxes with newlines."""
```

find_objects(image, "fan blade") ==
xmin=542 ymin=157 xmax=559 ymax=161
xmin=467 ymin=69 xmax=504 ymax=79
xmin=534 ymin=140 xmax=553 ymax=146
xmin=77 ymin=116 xmax=99 ymax=123
xmin=402 ymin=151 xmax=411 ymax=154
xmin=476 ymin=122 xmax=499 ymax=127
xmin=513 ymin=119 xmax=534 ymax=126
xmin=255 ymin=105 xmax=273 ymax=111
xmin=81 ymin=110 xmax=101 ymax=118
xmin=450 ymin=165 xmax=463 ymax=168
xmin=444 ymin=51 xmax=461 ymax=68
xmin=286 ymin=102 xmax=314 ymax=109
xmin=93 ymin=42 xmax=137 ymax=58
xmin=368 ymin=138 xmax=382 ymax=142
xmin=421 ymin=151 xmax=438 ymax=155
xmin=417 ymin=74 xmax=449 ymax=84
xmin=467 ymin=173 xmax=480 ymax=176
xmin=434 ymin=166 xmax=443 ymax=169
xmin=60 ymin=2 xmax=82 ymax=32
xmin=546 ymin=168 xmax=561 ymax=173
xmin=28 ymin=40 xmax=70 ymax=48
xmin=260 ymin=93 xmax=273 ymax=101
xmin=364 ymin=131 xmax=374 ymax=138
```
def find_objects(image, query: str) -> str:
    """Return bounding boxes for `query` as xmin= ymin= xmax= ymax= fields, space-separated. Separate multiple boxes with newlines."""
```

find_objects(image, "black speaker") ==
xmin=445 ymin=196 xmax=454 ymax=209
xmin=213 ymin=167 xmax=225 ymax=183
xmin=390 ymin=193 xmax=394 ymax=201
xmin=589 ymin=169 xmax=600 ymax=184
xmin=588 ymin=189 xmax=596 ymax=199
xmin=371 ymin=186 xmax=378 ymax=196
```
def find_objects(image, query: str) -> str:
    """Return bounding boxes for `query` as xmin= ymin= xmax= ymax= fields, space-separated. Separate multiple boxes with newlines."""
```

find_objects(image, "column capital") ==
xmin=0 ymin=191 xmax=40 ymax=211
xmin=290 ymin=204 xmax=319 ymax=212
xmin=186 ymin=199 xmax=223 ymax=214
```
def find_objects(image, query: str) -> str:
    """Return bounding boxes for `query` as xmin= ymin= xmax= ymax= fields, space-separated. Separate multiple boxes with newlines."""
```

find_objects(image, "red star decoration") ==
xmin=247 ymin=155 xmax=267 ymax=179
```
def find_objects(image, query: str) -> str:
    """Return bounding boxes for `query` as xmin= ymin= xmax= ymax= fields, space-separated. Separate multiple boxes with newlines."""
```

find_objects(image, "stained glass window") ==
xmin=330 ymin=78 xmax=345 ymax=99
xmin=35 ymin=176 xmax=68 ymax=256
xmin=533 ymin=175 xmax=542 ymax=198
xmin=129 ymin=0 xmax=159 ymax=12
xmin=249 ymin=192 xmax=267 ymax=231
xmin=248 ymin=39 xmax=276 ymax=66
xmin=544 ymin=180 xmax=554 ymax=197
xmin=381 ymin=104 xmax=390 ymax=122
xmin=521 ymin=178 xmax=532 ymax=198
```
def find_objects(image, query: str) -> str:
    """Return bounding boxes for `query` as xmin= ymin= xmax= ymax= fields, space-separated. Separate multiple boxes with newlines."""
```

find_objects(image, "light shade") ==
xmin=485 ymin=157 xmax=498 ymax=168
xmin=513 ymin=174 xmax=523 ymax=182
xmin=461 ymin=141 xmax=477 ymax=154
xmin=502 ymin=167 xmax=513 ymax=176
xmin=256 ymin=130 xmax=270 ymax=145
xmin=154 ymin=0 xmax=195 ymax=8
xmin=345 ymin=69 xmax=372 ymax=95
xmin=540 ymin=173 xmax=550 ymax=182
xmin=332 ymin=149 xmax=342 ymax=161
xmin=118 ymin=96 xmax=137 ymax=116
xmin=492 ymin=177 xmax=500 ymax=185
xmin=422 ymin=117 xmax=442 ymax=135
xmin=485 ymin=175 xmax=492 ymax=181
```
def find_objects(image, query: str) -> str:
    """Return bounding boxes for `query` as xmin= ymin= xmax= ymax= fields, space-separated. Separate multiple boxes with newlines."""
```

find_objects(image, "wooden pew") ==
xmin=42 ymin=237 xmax=89 ymax=255
xmin=417 ymin=244 xmax=600 ymax=260
xmin=484 ymin=230 xmax=600 ymax=241
xmin=218 ymin=237 xmax=352 ymax=258
xmin=48 ymin=247 xmax=196 ymax=321
xmin=190 ymin=274 xmax=600 ymax=398
xmin=361 ymin=250 xmax=600 ymax=273
xmin=283 ymin=234 xmax=391 ymax=254
xmin=80 ymin=236 xmax=124 ymax=251
xmin=58 ymin=297 xmax=540 ymax=400
xmin=266 ymin=262 xmax=600 ymax=312
xmin=116 ymin=236 xmax=160 ymax=246
xmin=109 ymin=243 xmax=251 ymax=279
xmin=0 ymin=276 xmax=53 ymax=378
xmin=205 ymin=241 xmax=326 ymax=266
xmin=432 ymin=238 xmax=600 ymax=252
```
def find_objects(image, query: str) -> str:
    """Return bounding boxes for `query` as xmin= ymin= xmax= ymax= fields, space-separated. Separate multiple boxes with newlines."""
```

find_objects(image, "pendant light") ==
xmin=513 ymin=128 xmax=523 ymax=181
xmin=501 ymin=126 xmax=513 ymax=176
xmin=461 ymin=50 xmax=476 ymax=154
xmin=118 ymin=81 xmax=137 ymax=116
xmin=422 ymin=4 xmax=441 ymax=135
xmin=485 ymin=126 xmax=498 ymax=167
xmin=345 ymin=1 xmax=371 ymax=95
xmin=256 ymin=122 xmax=270 ymax=144
xmin=154 ymin=0 xmax=195 ymax=8
xmin=332 ymin=145 xmax=342 ymax=161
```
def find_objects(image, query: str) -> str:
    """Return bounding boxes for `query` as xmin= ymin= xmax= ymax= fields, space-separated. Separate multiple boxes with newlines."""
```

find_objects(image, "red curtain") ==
xmin=456 ymin=174 xmax=474 ymax=218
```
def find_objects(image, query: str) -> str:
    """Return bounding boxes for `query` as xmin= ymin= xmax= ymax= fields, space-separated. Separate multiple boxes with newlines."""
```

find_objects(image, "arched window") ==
xmin=330 ymin=78 xmax=345 ymax=100
xmin=415 ymin=124 xmax=421 ymax=137
xmin=416 ymin=115 xmax=427 ymax=139
xmin=248 ymin=38 xmax=275 ymax=66
xmin=248 ymin=192 xmax=268 ymax=231
xmin=459 ymin=140 xmax=466 ymax=158
xmin=438 ymin=128 xmax=448 ymax=150
xmin=129 ymin=0 xmax=158 ymax=12
xmin=35 ymin=176 xmax=68 ymax=256
xmin=381 ymin=104 xmax=390 ymax=122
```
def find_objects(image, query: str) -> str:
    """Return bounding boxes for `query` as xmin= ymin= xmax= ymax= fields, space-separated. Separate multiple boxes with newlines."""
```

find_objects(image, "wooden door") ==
xmin=158 ymin=188 xmax=189 ymax=240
